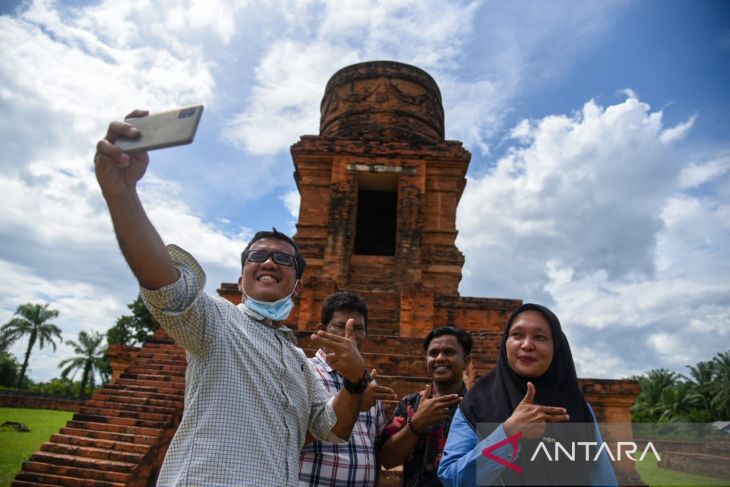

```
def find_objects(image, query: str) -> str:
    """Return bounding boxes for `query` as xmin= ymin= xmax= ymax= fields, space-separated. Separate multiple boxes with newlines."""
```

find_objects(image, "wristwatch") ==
xmin=343 ymin=369 xmax=371 ymax=394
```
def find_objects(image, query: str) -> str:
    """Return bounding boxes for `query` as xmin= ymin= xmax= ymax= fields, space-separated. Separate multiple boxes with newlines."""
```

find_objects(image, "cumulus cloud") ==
xmin=222 ymin=0 xmax=482 ymax=155
xmin=456 ymin=93 xmax=730 ymax=377
xmin=0 ymin=0 xmax=249 ymax=381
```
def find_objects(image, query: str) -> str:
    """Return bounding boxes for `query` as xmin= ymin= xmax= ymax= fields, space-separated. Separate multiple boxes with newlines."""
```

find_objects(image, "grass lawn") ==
xmin=635 ymin=455 xmax=729 ymax=487
xmin=0 ymin=407 xmax=73 ymax=487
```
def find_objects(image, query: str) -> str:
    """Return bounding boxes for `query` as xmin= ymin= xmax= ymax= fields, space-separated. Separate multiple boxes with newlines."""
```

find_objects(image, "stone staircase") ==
xmin=12 ymin=334 xmax=185 ymax=487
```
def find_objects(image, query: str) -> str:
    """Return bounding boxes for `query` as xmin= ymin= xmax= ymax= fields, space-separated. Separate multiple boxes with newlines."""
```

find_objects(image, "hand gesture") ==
xmin=311 ymin=318 xmax=367 ymax=383
xmin=361 ymin=369 xmax=398 ymax=411
xmin=409 ymin=384 xmax=462 ymax=433
xmin=503 ymin=382 xmax=570 ymax=438
xmin=95 ymin=110 xmax=150 ymax=198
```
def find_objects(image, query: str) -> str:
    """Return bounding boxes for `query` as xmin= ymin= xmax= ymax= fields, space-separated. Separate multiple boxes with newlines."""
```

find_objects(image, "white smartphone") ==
xmin=115 ymin=105 xmax=204 ymax=153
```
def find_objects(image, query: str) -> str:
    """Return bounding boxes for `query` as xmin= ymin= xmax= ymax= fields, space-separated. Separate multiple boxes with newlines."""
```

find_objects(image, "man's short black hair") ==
xmin=321 ymin=292 xmax=368 ymax=328
xmin=423 ymin=326 xmax=473 ymax=356
xmin=241 ymin=227 xmax=306 ymax=279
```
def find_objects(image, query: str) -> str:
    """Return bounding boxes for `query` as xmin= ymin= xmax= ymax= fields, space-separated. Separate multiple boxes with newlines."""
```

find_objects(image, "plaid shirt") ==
xmin=299 ymin=349 xmax=386 ymax=486
xmin=142 ymin=245 xmax=342 ymax=486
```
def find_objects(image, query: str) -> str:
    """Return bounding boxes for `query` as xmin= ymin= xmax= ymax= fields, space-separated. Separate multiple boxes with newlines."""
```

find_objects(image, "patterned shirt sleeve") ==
xmin=140 ymin=244 xmax=223 ymax=355
xmin=304 ymin=354 xmax=343 ymax=444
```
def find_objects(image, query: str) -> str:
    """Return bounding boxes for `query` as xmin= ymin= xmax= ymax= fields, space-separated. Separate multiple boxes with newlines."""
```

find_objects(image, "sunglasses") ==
xmin=243 ymin=249 xmax=297 ymax=268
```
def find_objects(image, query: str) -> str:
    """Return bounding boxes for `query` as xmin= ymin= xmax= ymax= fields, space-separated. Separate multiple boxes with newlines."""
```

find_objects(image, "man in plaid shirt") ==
xmin=299 ymin=292 xmax=398 ymax=486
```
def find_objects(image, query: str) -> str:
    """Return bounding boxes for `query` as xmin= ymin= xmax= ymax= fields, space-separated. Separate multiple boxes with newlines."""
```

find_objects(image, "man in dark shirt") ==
xmin=379 ymin=327 xmax=473 ymax=486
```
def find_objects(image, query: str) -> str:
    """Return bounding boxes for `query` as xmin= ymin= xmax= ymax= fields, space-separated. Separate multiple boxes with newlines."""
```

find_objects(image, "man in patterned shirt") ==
xmin=94 ymin=112 xmax=371 ymax=486
xmin=379 ymin=327 xmax=473 ymax=487
xmin=299 ymin=292 xmax=398 ymax=486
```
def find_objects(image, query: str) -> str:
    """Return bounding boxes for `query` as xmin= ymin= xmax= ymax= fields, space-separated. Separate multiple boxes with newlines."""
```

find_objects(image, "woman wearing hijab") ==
xmin=438 ymin=303 xmax=617 ymax=486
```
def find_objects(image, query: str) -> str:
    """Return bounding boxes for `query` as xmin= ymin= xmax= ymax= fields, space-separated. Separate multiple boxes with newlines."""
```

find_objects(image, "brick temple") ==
xmin=13 ymin=61 xmax=640 ymax=486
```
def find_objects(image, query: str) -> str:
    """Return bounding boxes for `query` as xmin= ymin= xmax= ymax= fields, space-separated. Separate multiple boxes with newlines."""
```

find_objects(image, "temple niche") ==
xmin=13 ymin=61 xmax=640 ymax=487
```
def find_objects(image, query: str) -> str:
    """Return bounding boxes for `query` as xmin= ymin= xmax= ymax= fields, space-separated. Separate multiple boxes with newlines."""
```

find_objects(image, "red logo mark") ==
xmin=481 ymin=431 xmax=523 ymax=474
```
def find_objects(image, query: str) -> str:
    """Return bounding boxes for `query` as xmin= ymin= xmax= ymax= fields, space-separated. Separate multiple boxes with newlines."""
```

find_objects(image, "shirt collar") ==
xmin=315 ymin=348 xmax=336 ymax=372
xmin=237 ymin=303 xmax=298 ymax=345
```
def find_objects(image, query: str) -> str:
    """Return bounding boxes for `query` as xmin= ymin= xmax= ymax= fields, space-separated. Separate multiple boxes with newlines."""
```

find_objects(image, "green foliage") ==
xmin=632 ymin=350 xmax=730 ymax=423
xmin=0 ymin=352 xmax=20 ymax=388
xmin=58 ymin=331 xmax=108 ymax=399
xmin=27 ymin=377 xmax=83 ymax=398
xmin=0 ymin=303 xmax=62 ymax=389
xmin=0 ymin=407 xmax=74 ymax=485
xmin=106 ymin=295 xmax=158 ymax=347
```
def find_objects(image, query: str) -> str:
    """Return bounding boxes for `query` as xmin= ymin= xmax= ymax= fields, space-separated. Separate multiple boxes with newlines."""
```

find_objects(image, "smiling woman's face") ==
xmin=505 ymin=310 xmax=554 ymax=378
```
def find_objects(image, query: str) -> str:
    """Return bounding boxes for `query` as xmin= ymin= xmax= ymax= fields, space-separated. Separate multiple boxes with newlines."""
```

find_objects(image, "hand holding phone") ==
xmin=115 ymin=105 xmax=204 ymax=153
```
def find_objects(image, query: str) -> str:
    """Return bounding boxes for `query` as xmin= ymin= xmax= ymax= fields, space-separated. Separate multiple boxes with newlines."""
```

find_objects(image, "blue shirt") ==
xmin=437 ymin=407 xmax=617 ymax=486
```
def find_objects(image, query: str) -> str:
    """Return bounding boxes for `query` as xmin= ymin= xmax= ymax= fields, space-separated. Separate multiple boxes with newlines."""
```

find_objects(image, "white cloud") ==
xmin=280 ymin=189 xmax=301 ymax=219
xmin=678 ymin=153 xmax=730 ymax=189
xmin=223 ymin=0 xmax=482 ymax=155
xmin=0 ymin=0 xmax=247 ymax=381
xmin=456 ymin=93 xmax=730 ymax=377
xmin=659 ymin=114 xmax=696 ymax=144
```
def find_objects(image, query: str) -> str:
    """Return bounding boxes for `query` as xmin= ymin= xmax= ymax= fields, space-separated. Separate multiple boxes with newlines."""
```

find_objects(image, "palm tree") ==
xmin=656 ymin=382 xmax=705 ymax=422
xmin=0 ymin=303 xmax=62 ymax=389
xmin=632 ymin=368 xmax=681 ymax=422
xmin=710 ymin=351 xmax=730 ymax=420
xmin=684 ymin=360 xmax=715 ymax=413
xmin=58 ymin=331 xmax=107 ymax=399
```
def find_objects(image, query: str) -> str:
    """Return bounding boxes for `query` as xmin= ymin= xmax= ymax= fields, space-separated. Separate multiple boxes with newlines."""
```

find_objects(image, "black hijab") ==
xmin=460 ymin=303 xmax=596 ymax=485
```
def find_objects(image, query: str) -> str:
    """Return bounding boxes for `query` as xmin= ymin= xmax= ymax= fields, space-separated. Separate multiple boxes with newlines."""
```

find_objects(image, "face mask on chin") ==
xmin=242 ymin=280 xmax=298 ymax=322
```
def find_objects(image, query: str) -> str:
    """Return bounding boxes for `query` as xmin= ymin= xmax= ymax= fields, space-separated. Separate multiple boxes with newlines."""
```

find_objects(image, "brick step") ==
xmin=59 ymin=427 xmax=157 ymax=446
xmin=119 ymin=372 xmax=185 ymax=384
xmin=50 ymin=433 xmax=150 ymax=455
xmin=12 ymin=480 xmax=58 ymax=487
xmin=66 ymin=420 xmax=161 ymax=438
xmin=20 ymin=461 xmax=129 ymax=484
xmin=125 ymin=363 xmax=187 ymax=374
xmin=114 ymin=378 xmax=184 ymax=394
xmin=136 ymin=342 xmax=182 ymax=350
xmin=134 ymin=351 xmax=186 ymax=361
xmin=40 ymin=441 xmax=145 ymax=464
xmin=13 ymin=471 xmax=125 ymax=487
xmin=72 ymin=413 xmax=171 ymax=430
xmin=78 ymin=406 xmax=174 ymax=424
xmin=83 ymin=399 xmax=180 ymax=416
xmin=92 ymin=389 xmax=183 ymax=406
xmin=105 ymin=382 xmax=184 ymax=397
xmin=29 ymin=451 xmax=136 ymax=472
xmin=131 ymin=359 xmax=186 ymax=369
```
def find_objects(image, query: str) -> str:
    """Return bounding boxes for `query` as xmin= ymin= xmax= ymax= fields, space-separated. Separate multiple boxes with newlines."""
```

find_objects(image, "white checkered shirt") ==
xmin=141 ymin=245 xmax=342 ymax=487
xmin=299 ymin=349 xmax=385 ymax=487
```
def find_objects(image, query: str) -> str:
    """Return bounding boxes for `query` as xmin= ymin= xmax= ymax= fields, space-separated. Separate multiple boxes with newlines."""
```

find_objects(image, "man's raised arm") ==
xmin=95 ymin=110 xmax=178 ymax=289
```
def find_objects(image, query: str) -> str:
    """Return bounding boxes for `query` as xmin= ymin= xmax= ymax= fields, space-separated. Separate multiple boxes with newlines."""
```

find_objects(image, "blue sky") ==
xmin=0 ymin=0 xmax=728 ymax=383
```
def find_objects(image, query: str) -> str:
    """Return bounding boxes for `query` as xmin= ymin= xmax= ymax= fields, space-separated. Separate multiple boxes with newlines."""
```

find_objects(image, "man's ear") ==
xmin=464 ymin=354 xmax=472 ymax=366
xmin=237 ymin=275 xmax=245 ymax=297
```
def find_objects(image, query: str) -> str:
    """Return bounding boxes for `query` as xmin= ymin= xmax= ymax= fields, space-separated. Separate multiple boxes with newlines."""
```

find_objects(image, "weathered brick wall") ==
xmin=0 ymin=395 xmax=81 ymax=412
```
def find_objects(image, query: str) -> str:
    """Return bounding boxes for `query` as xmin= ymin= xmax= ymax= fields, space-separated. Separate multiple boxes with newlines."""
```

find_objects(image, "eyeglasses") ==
xmin=243 ymin=249 xmax=297 ymax=268
xmin=327 ymin=322 xmax=367 ymax=336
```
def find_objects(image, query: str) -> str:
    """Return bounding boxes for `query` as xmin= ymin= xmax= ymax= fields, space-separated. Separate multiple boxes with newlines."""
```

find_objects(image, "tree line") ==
xmin=0 ymin=298 xmax=157 ymax=399
xmin=631 ymin=351 xmax=730 ymax=422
